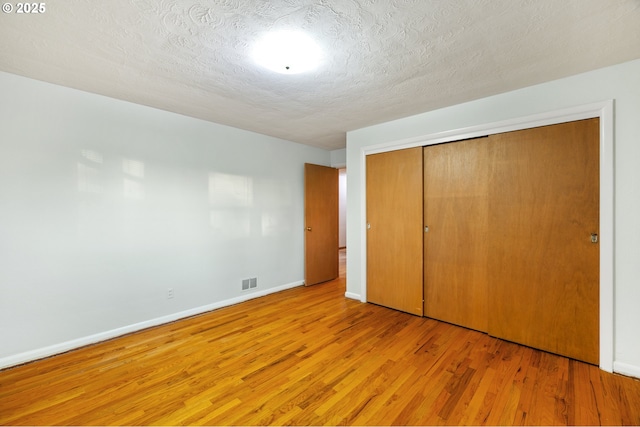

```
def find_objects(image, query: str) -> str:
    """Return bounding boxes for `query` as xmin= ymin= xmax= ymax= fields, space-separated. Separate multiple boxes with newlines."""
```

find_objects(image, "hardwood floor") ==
xmin=1 ymin=249 xmax=639 ymax=425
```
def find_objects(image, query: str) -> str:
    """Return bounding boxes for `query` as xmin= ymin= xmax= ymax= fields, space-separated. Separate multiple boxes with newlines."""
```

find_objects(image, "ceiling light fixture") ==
xmin=252 ymin=30 xmax=323 ymax=75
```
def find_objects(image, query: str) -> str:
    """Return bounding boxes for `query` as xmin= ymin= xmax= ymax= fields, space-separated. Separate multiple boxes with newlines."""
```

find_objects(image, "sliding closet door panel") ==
xmin=367 ymin=147 xmax=423 ymax=316
xmin=488 ymin=118 xmax=600 ymax=365
xmin=423 ymin=139 xmax=490 ymax=332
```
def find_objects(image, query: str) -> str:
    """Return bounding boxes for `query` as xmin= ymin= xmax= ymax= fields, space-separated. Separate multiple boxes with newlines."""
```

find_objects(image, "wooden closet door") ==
xmin=488 ymin=118 xmax=600 ymax=364
xmin=367 ymin=147 xmax=423 ymax=316
xmin=423 ymin=138 xmax=490 ymax=332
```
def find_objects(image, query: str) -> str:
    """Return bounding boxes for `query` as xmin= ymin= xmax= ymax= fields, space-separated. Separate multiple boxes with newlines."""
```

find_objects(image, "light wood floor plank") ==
xmin=1 ymin=250 xmax=639 ymax=425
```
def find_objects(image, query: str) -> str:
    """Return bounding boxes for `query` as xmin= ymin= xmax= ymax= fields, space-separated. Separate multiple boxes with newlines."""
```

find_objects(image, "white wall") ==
xmin=330 ymin=148 xmax=346 ymax=168
xmin=0 ymin=71 xmax=330 ymax=367
xmin=346 ymin=59 xmax=640 ymax=378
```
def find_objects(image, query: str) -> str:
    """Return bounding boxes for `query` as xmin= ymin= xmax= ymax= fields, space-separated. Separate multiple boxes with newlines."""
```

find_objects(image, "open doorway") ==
xmin=339 ymin=168 xmax=347 ymax=250
xmin=339 ymin=168 xmax=347 ymax=280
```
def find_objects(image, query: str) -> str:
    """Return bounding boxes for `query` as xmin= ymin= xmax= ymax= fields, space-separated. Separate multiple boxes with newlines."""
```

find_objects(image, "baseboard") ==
xmin=0 ymin=280 xmax=304 ymax=370
xmin=613 ymin=361 xmax=640 ymax=379
xmin=344 ymin=291 xmax=362 ymax=301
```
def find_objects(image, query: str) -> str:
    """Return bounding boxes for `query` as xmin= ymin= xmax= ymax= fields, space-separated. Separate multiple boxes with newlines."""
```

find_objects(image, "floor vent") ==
xmin=242 ymin=278 xmax=257 ymax=290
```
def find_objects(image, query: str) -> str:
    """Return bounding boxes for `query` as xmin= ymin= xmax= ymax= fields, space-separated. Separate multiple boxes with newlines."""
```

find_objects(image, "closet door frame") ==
xmin=359 ymin=100 xmax=614 ymax=372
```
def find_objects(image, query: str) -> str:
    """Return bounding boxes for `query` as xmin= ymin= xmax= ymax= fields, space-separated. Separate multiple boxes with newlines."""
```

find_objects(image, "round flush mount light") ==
xmin=252 ymin=30 xmax=323 ymax=74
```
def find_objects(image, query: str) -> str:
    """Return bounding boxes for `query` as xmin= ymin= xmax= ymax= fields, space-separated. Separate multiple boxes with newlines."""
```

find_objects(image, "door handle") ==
xmin=591 ymin=233 xmax=598 ymax=243
xmin=306 ymin=227 xmax=312 ymax=231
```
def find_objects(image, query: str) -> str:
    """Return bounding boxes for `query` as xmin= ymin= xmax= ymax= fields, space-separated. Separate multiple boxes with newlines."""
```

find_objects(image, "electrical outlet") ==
xmin=167 ymin=288 xmax=174 ymax=299
xmin=242 ymin=279 xmax=250 ymax=291
xmin=249 ymin=277 xmax=257 ymax=289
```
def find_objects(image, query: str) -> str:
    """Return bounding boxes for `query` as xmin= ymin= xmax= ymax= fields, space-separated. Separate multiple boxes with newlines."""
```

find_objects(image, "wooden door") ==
xmin=423 ymin=138 xmax=490 ymax=332
xmin=488 ymin=118 xmax=600 ymax=364
xmin=366 ymin=147 xmax=423 ymax=316
xmin=304 ymin=163 xmax=338 ymax=286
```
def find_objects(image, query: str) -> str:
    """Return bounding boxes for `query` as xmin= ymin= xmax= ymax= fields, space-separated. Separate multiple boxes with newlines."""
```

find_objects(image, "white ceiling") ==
xmin=1 ymin=1 xmax=639 ymax=150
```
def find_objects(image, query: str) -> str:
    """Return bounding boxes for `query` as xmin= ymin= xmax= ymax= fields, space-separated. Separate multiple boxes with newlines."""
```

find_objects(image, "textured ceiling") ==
xmin=1 ymin=1 xmax=640 ymax=150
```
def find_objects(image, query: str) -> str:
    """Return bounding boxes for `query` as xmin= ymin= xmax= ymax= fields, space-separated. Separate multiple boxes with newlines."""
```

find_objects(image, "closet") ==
xmin=366 ymin=118 xmax=600 ymax=365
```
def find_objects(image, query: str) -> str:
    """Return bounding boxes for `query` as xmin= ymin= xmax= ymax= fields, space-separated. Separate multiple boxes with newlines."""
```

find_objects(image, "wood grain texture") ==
xmin=2 ymin=249 xmax=639 ymax=426
xmin=304 ymin=163 xmax=339 ymax=285
xmin=423 ymin=138 xmax=490 ymax=332
xmin=366 ymin=147 xmax=424 ymax=316
xmin=487 ymin=118 xmax=600 ymax=365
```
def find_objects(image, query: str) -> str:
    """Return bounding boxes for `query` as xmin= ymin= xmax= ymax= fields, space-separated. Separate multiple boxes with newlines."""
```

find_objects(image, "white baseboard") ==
xmin=344 ymin=291 xmax=361 ymax=301
xmin=0 ymin=280 xmax=304 ymax=370
xmin=614 ymin=361 xmax=640 ymax=379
